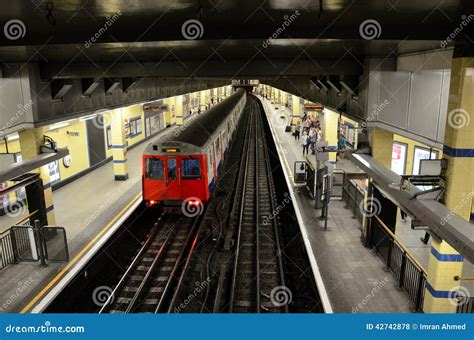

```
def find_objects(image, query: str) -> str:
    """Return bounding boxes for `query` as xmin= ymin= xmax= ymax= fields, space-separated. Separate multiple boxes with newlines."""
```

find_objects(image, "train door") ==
xmin=165 ymin=158 xmax=181 ymax=200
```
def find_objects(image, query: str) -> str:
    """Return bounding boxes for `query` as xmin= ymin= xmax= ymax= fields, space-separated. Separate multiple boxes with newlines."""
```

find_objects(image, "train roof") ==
xmin=144 ymin=88 xmax=246 ymax=154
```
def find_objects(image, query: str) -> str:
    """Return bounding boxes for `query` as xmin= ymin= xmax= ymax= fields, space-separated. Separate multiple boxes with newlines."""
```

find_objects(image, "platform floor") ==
xmin=0 ymin=125 xmax=180 ymax=313
xmin=261 ymin=96 xmax=413 ymax=313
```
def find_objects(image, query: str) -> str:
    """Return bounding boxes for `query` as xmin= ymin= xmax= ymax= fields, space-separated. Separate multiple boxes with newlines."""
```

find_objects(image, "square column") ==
xmin=369 ymin=128 xmax=393 ymax=168
xmin=110 ymin=108 xmax=129 ymax=181
xmin=174 ymin=95 xmax=184 ymax=126
xmin=291 ymin=95 xmax=302 ymax=125
xmin=423 ymin=56 xmax=473 ymax=313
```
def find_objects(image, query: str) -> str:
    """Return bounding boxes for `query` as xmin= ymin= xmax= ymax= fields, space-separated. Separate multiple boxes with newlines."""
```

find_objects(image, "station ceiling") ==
xmin=0 ymin=0 xmax=469 ymax=80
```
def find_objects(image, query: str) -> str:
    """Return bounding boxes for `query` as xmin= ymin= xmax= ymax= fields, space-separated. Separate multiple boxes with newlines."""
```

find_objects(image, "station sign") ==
xmin=304 ymin=103 xmax=323 ymax=112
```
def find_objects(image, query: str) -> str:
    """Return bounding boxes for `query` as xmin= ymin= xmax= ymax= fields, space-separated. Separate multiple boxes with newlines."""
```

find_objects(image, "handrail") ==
xmin=454 ymin=276 xmax=474 ymax=281
xmin=14 ymin=210 xmax=38 ymax=226
xmin=0 ymin=210 xmax=39 ymax=237
xmin=374 ymin=214 xmax=428 ymax=276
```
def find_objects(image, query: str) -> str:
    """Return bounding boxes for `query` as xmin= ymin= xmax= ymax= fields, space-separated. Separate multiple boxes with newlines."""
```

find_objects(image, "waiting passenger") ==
xmin=301 ymin=131 xmax=310 ymax=156
xmin=337 ymin=133 xmax=346 ymax=159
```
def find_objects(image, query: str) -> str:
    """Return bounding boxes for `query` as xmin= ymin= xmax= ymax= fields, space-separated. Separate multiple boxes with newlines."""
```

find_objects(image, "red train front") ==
xmin=142 ymin=143 xmax=210 ymax=206
xmin=142 ymin=88 xmax=247 ymax=209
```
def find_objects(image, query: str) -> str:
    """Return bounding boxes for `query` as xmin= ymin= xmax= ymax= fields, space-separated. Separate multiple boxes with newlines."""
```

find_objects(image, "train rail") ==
xmin=228 ymin=98 xmax=288 ymax=313
xmin=99 ymin=213 xmax=202 ymax=313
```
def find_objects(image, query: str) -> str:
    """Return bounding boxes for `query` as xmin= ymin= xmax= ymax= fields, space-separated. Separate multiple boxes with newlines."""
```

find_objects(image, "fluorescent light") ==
xmin=6 ymin=133 xmax=19 ymax=141
xmin=49 ymin=122 xmax=70 ymax=130
xmin=79 ymin=114 xmax=97 ymax=121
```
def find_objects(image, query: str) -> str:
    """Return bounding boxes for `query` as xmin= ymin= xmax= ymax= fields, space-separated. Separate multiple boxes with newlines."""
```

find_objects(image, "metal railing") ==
xmin=0 ymin=210 xmax=38 ymax=270
xmin=457 ymin=297 xmax=474 ymax=313
xmin=342 ymin=176 xmax=366 ymax=224
xmin=371 ymin=215 xmax=427 ymax=312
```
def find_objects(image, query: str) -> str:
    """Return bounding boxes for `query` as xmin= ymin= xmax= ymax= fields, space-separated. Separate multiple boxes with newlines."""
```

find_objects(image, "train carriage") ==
xmin=142 ymin=88 xmax=247 ymax=207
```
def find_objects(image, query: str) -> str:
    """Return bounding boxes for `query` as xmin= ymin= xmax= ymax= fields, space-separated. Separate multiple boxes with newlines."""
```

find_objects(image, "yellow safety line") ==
xmin=20 ymin=192 xmax=141 ymax=313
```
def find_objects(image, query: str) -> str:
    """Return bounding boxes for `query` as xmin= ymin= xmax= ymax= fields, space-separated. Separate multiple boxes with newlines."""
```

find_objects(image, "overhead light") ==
xmin=80 ymin=114 xmax=97 ymax=121
xmin=6 ymin=133 xmax=19 ymax=141
xmin=49 ymin=122 xmax=70 ymax=130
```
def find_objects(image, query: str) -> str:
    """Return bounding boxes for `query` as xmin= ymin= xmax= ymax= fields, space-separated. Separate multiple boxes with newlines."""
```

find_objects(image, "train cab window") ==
xmin=167 ymin=159 xmax=177 ymax=180
xmin=181 ymin=158 xmax=201 ymax=179
xmin=146 ymin=158 xmax=164 ymax=180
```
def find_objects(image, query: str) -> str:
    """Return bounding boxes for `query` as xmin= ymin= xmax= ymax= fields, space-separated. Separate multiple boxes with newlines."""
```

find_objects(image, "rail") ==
xmin=228 ymin=100 xmax=287 ymax=313
xmin=0 ymin=210 xmax=39 ymax=270
xmin=371 ymin=215 xmax=427 ymax=312
xmin=100 ymin=213 xmax=204 ymax=313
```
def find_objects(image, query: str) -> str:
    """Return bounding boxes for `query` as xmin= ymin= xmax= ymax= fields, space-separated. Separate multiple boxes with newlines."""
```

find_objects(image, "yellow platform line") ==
xmin=21 ymin=192 xmax=141 ymax=313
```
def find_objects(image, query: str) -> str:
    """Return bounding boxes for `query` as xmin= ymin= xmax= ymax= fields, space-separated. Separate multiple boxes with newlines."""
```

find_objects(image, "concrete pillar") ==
xmin=110 ymin=108 xmax=129 ymax=181
xmin=322 ymin=109 xmax=339 ymax=166
xmin=199 ymin=91 xmax=206 ymax=112
xmin=282 ymin=91 xmax=288 ymax=106
xmin=19 ymin=129 xmax=56 ymax=225
xmin=163 ymin=98 xmax=173 ymax=126
xmin=423 ymin=56 xmax=474 ymax=313
xmin=174 ymin=95 xmax=184 ymax=126
xmin=369 ymin=127 xmax=393 ymax=169
xmin=291 ymin=95 xmax=301 ymax=125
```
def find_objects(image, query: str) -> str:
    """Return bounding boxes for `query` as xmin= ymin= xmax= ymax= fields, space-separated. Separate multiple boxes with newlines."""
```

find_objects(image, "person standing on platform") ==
xmin=302 ymin=131 xmax=309 ymax=156
xmin=295 ymin=121 xmax=301 ymax=140
xmin=338 ymin=133 xmax=346 ymax=159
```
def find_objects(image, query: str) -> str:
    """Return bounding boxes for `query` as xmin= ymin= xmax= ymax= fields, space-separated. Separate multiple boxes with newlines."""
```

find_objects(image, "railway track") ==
xmin=228 ymin=98 xmax=288 ymax=313
xmin=99 ymin=213 xmax=202 ymax=313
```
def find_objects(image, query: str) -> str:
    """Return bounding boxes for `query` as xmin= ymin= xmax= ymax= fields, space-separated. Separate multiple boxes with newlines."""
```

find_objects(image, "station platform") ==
xmin=0 ymin=124 xmax=181 ymax=313
xmin=259 ymin=96 xmax=414 ymax=313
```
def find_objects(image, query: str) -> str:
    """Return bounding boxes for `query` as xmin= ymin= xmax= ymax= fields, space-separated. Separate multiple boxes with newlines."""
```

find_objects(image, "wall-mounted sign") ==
xmin=413 ymin=147 xmax=438 ymax=175
xmin=391 ymin=142 xmax=407 ymax=175
xmin=304 ymin=103 xmax=323 ymax=112
xmin=124 ymin=118 xmax=130 ymax=138
xmin=67 ymin=131 xmax=80 ymax=137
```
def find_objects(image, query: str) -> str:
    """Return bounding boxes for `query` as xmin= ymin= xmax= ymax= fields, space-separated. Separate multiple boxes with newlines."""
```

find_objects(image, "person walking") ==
xmin=295 ymin=121 xmax=301 ymax=140
xmin=301 ymin=131 xmax=309 ymax=156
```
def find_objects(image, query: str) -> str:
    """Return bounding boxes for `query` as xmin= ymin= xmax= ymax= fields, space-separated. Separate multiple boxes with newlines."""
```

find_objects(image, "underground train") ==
xmin=142 ymin=88 xmax=247 ymax=208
